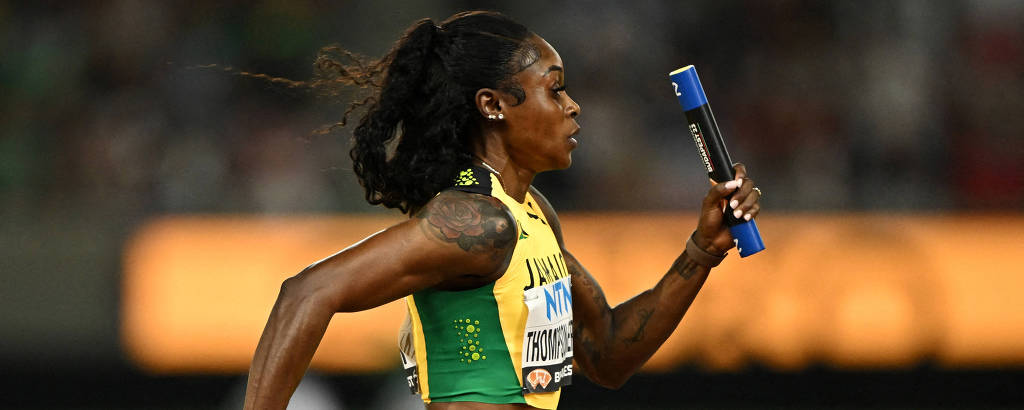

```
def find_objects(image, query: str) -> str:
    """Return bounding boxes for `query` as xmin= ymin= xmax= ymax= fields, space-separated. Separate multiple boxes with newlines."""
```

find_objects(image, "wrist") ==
xmin=686 ymin=231 xmax=726 ymax=268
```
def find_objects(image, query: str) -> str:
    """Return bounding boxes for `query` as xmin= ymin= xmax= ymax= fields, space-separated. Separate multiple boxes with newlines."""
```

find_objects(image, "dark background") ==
xmin=2 ymin=0 xmax=1022 ymax=408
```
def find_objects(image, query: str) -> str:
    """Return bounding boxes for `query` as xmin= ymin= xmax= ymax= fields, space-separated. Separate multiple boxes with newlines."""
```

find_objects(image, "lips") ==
xmin=568 ymin=125 xmax=581 ymax=146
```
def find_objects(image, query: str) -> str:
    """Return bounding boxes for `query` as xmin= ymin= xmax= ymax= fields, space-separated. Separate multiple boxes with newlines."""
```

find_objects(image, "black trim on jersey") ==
xmin=445 ymin=165 xmax=493 ymax=196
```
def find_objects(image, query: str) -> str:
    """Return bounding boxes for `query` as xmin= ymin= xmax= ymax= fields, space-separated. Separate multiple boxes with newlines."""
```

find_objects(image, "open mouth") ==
xmin=568 ymin=126 xmax=581 ymax=146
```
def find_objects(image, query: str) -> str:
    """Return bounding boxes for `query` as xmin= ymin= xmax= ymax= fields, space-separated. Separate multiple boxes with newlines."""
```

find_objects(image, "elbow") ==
xmin=591 ymin=374 xmax=629 ymax=390
xmin=585 ymin=365 xmax=631 ymax=390
xmin=278 ymin=269 xmax=349 ymax=314
xmin=277 ymin=272 xmax=325 ymax=310
xmin=606 ymin=376 xmax=629 ymax=390
xmin=278 ymin=275 xmax=308 ymax=302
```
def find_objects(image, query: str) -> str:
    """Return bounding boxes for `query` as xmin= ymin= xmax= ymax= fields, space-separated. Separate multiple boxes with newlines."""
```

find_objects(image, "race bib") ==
xmin=521 ymin=276 xmax=573 ymax=393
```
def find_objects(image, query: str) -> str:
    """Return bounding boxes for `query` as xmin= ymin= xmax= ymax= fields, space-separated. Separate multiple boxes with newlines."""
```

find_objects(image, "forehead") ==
xmin=516 ymin=36 xmax=563 ymax=82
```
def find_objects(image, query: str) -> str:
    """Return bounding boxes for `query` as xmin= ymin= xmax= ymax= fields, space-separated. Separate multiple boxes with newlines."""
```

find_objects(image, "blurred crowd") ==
xmin=1 ymin=0 xmax=1023 ymax=382
xmin=2 ymin=0 xmax=1021 ymax=220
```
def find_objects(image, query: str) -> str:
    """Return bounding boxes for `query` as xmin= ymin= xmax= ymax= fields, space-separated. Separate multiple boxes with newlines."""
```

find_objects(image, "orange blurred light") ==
xmin=122 ymin=213 xmax=1024 ymax=373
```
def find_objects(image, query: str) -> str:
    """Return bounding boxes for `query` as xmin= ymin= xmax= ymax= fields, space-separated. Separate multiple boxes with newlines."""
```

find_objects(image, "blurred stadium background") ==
xmin=2 ymin=0 xmax=1023 ymax=409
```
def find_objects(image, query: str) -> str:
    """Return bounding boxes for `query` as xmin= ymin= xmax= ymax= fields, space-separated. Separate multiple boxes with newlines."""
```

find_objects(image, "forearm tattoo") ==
xmin=622 ymin=307 xmax=655 ymax=346
xmin=670 ymin=251 xmax=701 ymax=280
xmin=416 ymin=193 xmax=516 ymax=258
xmin=577 ymin=327 xmax=603 ymax=364
xmin=567 ymin=239 xmax=708 ymax=379
xmin=568 ymin=254 xmax=611 ymax=366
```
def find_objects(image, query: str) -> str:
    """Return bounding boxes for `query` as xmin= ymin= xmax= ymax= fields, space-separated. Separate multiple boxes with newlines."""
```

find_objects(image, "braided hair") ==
xmin=317 ymin=11 xmax=539 ymax=214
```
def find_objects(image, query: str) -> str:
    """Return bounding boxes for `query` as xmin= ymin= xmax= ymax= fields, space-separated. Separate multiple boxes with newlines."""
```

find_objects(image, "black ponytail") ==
xmin=315 ymin=11 xmax=537 ymax=214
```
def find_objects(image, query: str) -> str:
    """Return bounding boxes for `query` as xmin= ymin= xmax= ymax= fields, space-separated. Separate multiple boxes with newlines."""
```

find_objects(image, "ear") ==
xmin=474 ymin=88 xmax=503 ymax=119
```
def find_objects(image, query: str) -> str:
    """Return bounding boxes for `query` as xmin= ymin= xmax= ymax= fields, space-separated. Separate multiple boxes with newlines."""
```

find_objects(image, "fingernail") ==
xmin=725 ymin=180 xmax=740 ymax=189
xmin=744 ymin=213 xmax=752 ymax=221
xmin=733 ymin=209 xmax=743 ymax=218
xmin=730 ymin=199 xmax=739 ymax=209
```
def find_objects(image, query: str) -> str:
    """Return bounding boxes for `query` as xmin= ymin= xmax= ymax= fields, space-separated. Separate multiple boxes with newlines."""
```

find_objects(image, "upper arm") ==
xmin=289 ymin=190 xmax=517 ymax=313
xmin=528 ymin=186 xmax=613 ymax=371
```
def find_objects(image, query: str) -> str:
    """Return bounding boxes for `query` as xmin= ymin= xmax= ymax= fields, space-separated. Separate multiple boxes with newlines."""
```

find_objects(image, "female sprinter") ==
xmin=244 ymin=10 xmax=761 ymax=410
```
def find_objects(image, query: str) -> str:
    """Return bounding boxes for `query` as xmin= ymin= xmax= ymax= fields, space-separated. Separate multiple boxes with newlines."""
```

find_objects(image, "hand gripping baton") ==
xmin=670 ymin=65 xmax=765 ymax=257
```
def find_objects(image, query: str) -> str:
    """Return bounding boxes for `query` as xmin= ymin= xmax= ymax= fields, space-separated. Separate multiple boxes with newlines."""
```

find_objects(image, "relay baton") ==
xmin=669 ymin=65 xmax=765 ymax=257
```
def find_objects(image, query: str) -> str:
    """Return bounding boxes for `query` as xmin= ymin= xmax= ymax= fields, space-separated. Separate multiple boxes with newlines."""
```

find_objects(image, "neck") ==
xmin=473 ymin=152 xmax=534 ymax=204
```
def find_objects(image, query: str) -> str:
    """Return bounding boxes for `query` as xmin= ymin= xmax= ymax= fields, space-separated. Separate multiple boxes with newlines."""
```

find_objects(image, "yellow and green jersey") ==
xmin=401 ymin=166 xmax=573 ymax=409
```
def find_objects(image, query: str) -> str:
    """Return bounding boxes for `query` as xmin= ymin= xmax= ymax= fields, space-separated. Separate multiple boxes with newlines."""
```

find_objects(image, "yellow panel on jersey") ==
xmin=404 ymin=166 xmax=572 ymax=409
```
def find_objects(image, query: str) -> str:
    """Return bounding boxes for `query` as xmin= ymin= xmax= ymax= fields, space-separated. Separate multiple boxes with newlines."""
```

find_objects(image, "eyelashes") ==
xmin=552 ymin=85 xmax=566 ymax=95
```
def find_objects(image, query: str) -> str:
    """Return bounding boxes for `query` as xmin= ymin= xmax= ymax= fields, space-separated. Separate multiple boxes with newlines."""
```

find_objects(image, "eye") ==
xmin=552 ymin=85 xmax=566 ymax=96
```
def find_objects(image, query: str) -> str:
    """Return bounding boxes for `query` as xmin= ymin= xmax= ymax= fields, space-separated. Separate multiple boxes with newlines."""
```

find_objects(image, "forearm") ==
xmin=576 ymin=250 xmax=711 ymax=388
xmin=244 ymin=279 xmax=334 ymax=409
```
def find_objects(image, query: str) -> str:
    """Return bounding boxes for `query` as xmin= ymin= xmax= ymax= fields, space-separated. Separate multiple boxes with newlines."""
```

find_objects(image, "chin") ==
xmin=556 ymin=154 xmax=573 ymax=170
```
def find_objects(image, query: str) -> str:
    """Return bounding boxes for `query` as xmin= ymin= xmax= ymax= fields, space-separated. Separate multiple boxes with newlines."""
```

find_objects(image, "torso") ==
xmin=402 ymin=167 xmax=573 ymax=410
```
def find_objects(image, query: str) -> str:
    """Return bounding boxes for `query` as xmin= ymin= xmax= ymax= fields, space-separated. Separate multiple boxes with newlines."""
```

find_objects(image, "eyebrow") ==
xmin=544 ymin=65 xmax=563 ymax=76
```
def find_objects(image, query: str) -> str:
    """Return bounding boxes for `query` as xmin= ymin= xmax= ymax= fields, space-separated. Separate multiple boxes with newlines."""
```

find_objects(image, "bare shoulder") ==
xmin=528 ymin=185 xmax=564 ymax=246
xmin=414 ymin=189 xmax=518 ymax=278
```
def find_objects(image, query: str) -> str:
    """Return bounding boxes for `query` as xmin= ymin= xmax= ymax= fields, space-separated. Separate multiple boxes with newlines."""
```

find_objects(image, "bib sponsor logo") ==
xmin=521 ymin=276 xmax=573 ymax=394
xmin=526 ymin=369 xmax=552 ymax=390
xmin=544 ymin=280 xmax=572 ymax=320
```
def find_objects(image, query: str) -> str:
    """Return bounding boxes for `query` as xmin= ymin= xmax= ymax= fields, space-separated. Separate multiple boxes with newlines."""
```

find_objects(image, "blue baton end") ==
xmin=669 ymin=65 xmax=708 ymax=111
xmin=728 ymin=220 xmax=765 ymax=258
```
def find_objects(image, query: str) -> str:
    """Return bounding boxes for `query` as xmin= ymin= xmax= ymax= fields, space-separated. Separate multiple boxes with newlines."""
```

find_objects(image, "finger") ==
xmin=704 ymin=179 xmax=741 ymax=212
xmin=728 ymin=177 xmax=757 ymax=216
xmin=732 ymin=163 xmax=747 ymax=181
xmin=741 ymin=202 xmax=761 ymax=221
xmin=738 ymin=183 xmax=761 ymax=211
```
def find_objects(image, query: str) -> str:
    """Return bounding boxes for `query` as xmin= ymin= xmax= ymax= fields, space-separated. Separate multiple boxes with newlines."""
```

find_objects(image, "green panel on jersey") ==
xmin=412 ymin=283 xmax=525 ymax=404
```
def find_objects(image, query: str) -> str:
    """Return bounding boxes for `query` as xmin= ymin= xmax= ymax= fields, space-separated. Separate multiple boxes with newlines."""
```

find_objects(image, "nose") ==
xmin=566 ymin=95 xmax=581 ymax=119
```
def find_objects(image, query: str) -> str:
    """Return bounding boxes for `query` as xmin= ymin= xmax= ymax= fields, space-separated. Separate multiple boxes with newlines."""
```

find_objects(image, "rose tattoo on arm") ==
xmin=416 ymin=192 xmax=516 ymax=256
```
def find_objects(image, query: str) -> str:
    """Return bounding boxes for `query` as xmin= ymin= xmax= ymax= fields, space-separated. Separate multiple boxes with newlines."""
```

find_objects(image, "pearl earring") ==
xmin=497 ymin=114 xmax=504 ymax=120
xmin=487 ymin=114 xmax=496 ymax=120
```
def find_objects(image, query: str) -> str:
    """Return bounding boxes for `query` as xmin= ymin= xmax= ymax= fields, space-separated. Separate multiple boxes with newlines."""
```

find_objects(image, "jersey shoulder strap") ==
xmin=444 ymin=165 xmax=493 ymax=196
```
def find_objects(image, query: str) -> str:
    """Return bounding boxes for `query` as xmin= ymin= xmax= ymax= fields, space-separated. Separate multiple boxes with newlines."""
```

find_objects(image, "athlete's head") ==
xmin=339 ymin=11 xmax=560 ymax=214
xmin=474 ymin=34 xmax=581 ymax=175
xmin=327 ymin=10 xmax=581 ymax=213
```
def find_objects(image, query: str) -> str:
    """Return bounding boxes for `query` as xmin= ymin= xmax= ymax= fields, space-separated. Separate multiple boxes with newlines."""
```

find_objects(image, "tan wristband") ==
xmin=686 ymin=232 xmax=727 ymax=268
